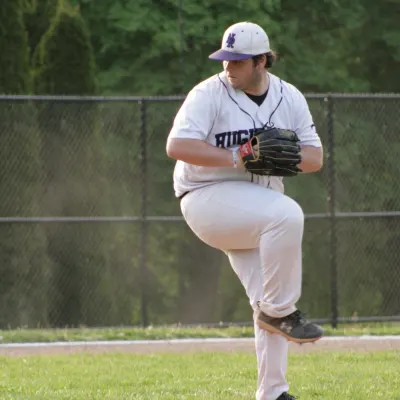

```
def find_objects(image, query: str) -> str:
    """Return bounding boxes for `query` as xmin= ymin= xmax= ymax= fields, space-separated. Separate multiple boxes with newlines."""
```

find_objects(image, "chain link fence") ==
xmin=0 ymin=94 xmax=399 ymax=329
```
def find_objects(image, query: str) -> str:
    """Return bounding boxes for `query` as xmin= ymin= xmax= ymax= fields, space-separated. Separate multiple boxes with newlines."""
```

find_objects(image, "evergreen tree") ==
xmin=34 ymin=5 xmax=115 ymax=327
xmin=24 ymin=0 xmax=59 ymax=63
xmin=34 ymin=1 xmax=96 ymax=95
xmin=0 ymin=0 xmax=30 ymax=94
xmin=0 ymin=0 xmax=52 ymax=328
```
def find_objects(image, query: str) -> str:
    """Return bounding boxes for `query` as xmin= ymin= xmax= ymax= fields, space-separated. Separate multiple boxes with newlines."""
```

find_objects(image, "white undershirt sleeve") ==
xmin=291 ymin=88 xmax=322 ymax=147
xmin=168 ymin=86 xmax=217 ymax=141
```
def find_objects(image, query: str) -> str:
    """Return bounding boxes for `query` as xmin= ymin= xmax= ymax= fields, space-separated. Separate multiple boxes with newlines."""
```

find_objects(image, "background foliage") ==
xmin=0 ymin=0 xmax=398 ymax=328
xmin=78 ymin=0 xmax=400 ymax=95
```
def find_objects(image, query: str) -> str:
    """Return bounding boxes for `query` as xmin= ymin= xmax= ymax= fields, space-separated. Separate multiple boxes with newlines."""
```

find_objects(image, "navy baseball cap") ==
xmin=209 ymin=22 xmax=271 ymax=61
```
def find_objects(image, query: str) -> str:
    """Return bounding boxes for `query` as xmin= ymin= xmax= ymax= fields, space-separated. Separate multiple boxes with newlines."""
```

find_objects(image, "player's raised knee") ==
xmin=287 ymin=197 xmax=304 ymax=222
xmin=273 ymin=196 xmax=304 ymax=229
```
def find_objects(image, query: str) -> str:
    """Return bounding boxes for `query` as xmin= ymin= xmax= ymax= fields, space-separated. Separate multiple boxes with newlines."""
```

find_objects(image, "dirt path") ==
xmin=1 ymin=336 xmax=399 ymax=357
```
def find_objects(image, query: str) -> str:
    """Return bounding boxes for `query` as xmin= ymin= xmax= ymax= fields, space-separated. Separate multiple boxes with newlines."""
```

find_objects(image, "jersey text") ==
xmin=215 ymin=128 xmax=256 ymax=148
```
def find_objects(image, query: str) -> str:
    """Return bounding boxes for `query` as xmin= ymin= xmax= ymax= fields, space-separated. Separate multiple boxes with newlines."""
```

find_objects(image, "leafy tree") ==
xmin=78 ymin=0 xmax=399 ymax=94
xmin=345 ymin=0 xmax=400 ymax=92
xmin=276 ymin=0 xmax=399 ymax=92
xmin=78 ymin=0 xmax=281 ymax=95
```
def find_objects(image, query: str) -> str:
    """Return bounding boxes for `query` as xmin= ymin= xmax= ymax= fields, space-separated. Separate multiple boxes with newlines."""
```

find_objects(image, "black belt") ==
xmin=178 ymin=191 xmax=189 ymax=200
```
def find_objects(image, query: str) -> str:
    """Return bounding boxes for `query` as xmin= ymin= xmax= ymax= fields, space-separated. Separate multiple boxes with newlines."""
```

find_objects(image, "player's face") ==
xmin=223 ymin=59 xmax=263 ymax=91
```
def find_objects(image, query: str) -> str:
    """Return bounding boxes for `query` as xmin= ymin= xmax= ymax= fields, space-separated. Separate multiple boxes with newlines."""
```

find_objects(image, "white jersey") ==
xmin=168 ymin=71 xmax=322 ymax=198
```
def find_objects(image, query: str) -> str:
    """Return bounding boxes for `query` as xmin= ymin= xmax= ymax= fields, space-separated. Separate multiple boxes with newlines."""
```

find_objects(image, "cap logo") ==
xmin=226 ymin=33 xmax=236 ymax=48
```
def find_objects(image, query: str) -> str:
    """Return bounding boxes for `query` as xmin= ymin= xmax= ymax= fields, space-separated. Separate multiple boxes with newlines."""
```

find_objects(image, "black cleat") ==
xmin=276 ymin=392 xmax=297 ymax=400
xmin=257 ymin=309 xmax=324 ymax=344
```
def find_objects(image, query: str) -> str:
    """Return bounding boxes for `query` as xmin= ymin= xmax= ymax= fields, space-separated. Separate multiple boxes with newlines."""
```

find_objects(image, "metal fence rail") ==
xmin=0 ymin=93 xmax=399 ymax=329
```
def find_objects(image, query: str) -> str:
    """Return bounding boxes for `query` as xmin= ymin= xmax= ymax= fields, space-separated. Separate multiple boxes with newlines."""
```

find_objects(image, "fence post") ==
xmin=139 ymin=100 xmax=149 ymax=327
xmin=326 ymin=95 xmax=338 ymax=329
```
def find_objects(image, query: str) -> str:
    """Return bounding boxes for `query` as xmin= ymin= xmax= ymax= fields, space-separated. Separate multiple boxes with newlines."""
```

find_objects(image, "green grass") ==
xmin=0 ymin=351 xmax=399 ymax=399
xmin=0 ymin=322 xmax=399 ymax=344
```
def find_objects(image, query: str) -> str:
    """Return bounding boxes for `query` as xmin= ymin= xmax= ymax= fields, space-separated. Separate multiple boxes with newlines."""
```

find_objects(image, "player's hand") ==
xmin=236 ymin=143 xmax=259 ymax=167
xmin=236 ymin=142 xmax=259 ymax=169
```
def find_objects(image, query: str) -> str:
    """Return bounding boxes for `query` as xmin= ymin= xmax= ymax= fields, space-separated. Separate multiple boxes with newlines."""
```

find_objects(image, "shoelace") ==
xmin=289 ymin=310 xmax=306 ymax=325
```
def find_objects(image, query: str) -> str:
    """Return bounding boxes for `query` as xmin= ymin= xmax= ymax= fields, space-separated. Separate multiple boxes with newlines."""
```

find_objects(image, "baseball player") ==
xmin=166 ymin=21 xmax=324 ymax=400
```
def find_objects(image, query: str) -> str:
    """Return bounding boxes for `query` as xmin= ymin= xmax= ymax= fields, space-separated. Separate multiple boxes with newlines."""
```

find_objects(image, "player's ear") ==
xmin=259 ymin=55 xmax=267 ymax=69
xmin=252 ymin=54 xmax=267 ymax=69
xmin=266 ymin=51 xmax=277 ymax=68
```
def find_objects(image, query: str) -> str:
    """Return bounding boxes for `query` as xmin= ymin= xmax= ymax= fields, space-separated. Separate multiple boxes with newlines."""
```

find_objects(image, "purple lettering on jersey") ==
xmin=237 ymin=129 xmax=250 ymax=144
xmin=231 ymin=131 xmax=239 ymax=145
xmin=215 ymin=132 xmax=226 ymax=148
xmin=230 ymin=130 xmax=251 ymax=145
xmin=226 ymin=132 xmax=232 ymax=147
xmin=214 ymin=128 xmax=256 ymax=148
